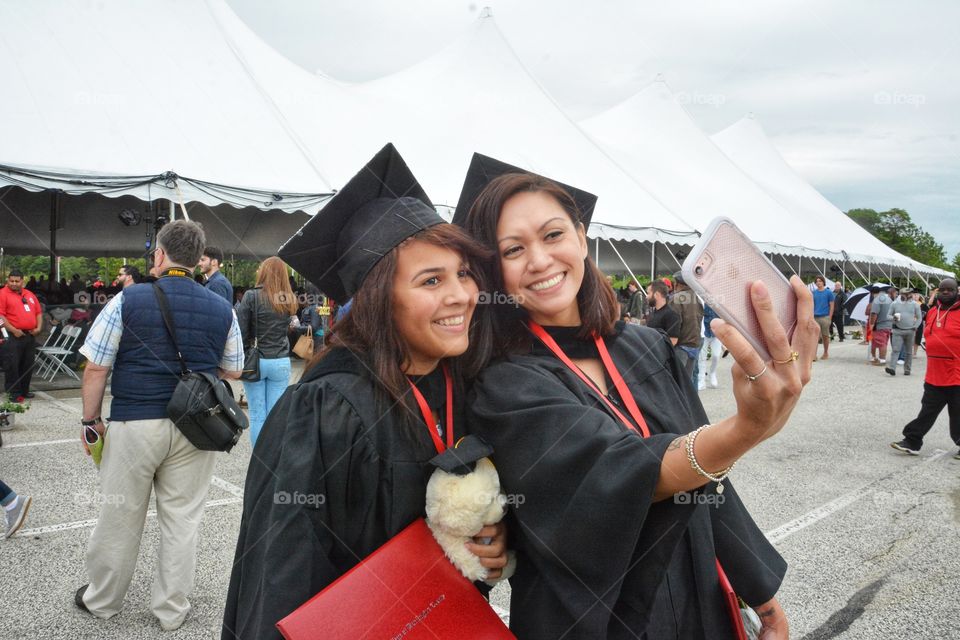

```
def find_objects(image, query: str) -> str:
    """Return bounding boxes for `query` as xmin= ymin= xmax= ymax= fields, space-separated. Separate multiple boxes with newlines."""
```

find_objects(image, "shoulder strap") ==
xmin=250 ymin=288 xmax=260 ymax=347
xmin=152 ymin=283 xmax=190 ymax=376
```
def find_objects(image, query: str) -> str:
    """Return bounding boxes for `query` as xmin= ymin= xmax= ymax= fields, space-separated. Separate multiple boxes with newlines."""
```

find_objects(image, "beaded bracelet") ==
xmin=685 ymin=424 xmax=736 ymax=494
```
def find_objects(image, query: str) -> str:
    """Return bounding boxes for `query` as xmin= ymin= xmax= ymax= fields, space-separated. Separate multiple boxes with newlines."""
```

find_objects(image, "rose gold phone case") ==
xmin=681 ymin=217 xmax=796 ymax=362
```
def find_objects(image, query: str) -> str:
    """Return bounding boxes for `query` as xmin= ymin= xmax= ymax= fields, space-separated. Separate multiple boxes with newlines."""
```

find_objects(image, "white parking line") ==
xmin=1 ymin=438 xmax=77 ymax=449
xmin=765 ymin=449 xmax=949 ymax=544
xmin=15 ymin=497 xmax=243 ymax=537
xmin=211 ymin=475 xmax=245 ymax=498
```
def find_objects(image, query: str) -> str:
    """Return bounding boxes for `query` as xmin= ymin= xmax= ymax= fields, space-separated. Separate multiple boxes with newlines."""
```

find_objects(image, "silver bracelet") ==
xmin=684 ymin=424 xmax=735 ymax=494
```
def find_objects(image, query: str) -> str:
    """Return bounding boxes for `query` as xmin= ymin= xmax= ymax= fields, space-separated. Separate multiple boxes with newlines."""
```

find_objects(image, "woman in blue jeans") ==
xmin=236 ymin=257 xmax=299 ymax=444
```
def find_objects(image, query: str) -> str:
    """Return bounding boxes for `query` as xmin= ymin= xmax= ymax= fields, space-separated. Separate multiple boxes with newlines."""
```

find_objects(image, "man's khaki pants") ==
xmin=82 ymin=418 xmax=215 ymax=629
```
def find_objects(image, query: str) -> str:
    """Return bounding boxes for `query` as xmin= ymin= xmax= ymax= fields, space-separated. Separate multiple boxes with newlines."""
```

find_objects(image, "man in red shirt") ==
xmin=891 ymin=277 xmax=960 ymax=458
xmin=0 ymin=270 xmax=43 ymax=402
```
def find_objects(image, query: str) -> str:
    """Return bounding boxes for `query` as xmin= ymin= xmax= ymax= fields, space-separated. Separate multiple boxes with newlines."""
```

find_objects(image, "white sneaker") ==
xmin=897 ymin=359 xmax=905 ymax=365
xmin=708 ymin=373 xmax=719 ymax=388
xmin=698 ymin=379 xmax=706 ymax=391
xmin=5 ymin=495 xmax=32 ymax=538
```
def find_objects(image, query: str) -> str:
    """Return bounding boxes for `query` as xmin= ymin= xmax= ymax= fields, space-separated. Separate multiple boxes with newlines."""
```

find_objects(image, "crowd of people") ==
xmin=1 ymin=146 xmax=957 ymax=640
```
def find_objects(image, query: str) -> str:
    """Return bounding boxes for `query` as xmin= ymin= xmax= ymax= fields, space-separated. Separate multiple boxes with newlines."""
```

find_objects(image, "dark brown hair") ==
xmin=648 ymin=279 xmax=670 ymax=301
xmin=463 ymin=173 xmax=618 ymax=356
xmin=307 ymin=224 xmax=493 ymax=421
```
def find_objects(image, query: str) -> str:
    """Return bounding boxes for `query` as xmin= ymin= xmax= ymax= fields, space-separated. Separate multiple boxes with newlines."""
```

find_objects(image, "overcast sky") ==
xmin=228 ymin=0 xmax=960 ymax=262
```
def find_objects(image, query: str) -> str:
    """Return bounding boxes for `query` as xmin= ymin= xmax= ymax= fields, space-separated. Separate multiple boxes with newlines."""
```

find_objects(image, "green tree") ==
xmin=845 ymin=207 xmax=948 ymax=269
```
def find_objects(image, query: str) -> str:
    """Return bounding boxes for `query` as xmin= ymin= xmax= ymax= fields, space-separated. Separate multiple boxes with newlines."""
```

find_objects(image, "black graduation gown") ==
xmin=222 ymin=348 xmax=465 ymax=640
xmin=468 ymin=323 xmax=786 ymax=640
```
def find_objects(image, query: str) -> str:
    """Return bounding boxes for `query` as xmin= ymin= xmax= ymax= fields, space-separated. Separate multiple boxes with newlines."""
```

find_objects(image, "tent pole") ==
xmin=650 ymin=241 xmax=657 ymax=280
xmin=665 ymin=247 xmax=684 ymax=270
xmin=170 ymin=200 xmax=176 ymax=222
xmin=797 ymin=255 xmax=802 ymax=275
xmin=606 ymin=239 xmax=643 ymax=293
xmin=595 ymin=237 xmax=600 ymax=264
xmin=849 ymin=261 xmax=868 ymax=283
xmin=868 ymin=263 xmax=871 ymax=282
xmin=842 ymin=260 xmax=846 ymax=291
xmin=781 ymin=254 xmax=799 ymax=277
xmin=48 ymin=190 xmax=59 ymax=284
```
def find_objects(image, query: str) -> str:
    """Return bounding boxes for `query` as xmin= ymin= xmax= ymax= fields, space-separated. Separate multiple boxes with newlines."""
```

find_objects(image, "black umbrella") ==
xmin=845 ymin=283 xmax=895 ymax=322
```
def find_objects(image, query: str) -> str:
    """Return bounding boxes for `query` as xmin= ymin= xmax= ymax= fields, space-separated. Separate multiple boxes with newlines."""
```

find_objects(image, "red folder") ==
xmin=276 ymin=518 xmax=515 ymax=640
xmin=716 ymin=560 xmax=749 ymax=640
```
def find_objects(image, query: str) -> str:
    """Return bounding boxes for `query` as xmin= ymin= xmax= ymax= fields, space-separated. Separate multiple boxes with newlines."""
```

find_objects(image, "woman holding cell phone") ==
xmin=456 ymin=154 xmax=819 ymax=639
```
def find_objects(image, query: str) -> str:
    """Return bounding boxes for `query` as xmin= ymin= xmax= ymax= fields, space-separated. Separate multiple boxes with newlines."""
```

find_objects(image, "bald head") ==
xmin=937 ymin=278 xmax=957 ymax=306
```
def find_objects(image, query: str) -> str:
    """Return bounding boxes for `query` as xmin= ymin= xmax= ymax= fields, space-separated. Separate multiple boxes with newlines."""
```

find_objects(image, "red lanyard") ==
xmin=528 ymin=321 xmax=651 ymax=438
xmin=407 ymin=363 xmax=455 ymax=454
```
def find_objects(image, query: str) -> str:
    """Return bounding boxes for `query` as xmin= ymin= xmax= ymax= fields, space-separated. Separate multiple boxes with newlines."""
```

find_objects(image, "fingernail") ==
xmin=754 ymin=281 xmax=769 ymax=298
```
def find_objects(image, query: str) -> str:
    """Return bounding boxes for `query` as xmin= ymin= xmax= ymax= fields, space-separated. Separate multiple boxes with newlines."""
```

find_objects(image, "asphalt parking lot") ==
xmin=1 ymin=339 xmax=957 ymax=639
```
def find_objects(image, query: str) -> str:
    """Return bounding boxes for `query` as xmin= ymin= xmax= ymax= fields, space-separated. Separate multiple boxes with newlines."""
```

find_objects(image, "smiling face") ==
xmin=496 ymin=190 xmax=588 ymax=327
xmin=392 ymin=239 xmax=479 ymax=374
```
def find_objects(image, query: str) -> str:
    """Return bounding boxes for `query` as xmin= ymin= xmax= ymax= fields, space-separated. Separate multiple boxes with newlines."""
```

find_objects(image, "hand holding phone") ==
xmin=681 ymin=217 xmax=796 ymax=362
xmin=680 ymin=217 xmax=819 ymax=444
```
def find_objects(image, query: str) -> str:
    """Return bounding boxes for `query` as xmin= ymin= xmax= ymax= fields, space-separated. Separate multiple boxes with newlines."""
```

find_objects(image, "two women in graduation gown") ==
xmin=453 ymin=155 xmax=819 ymax=639
xmin=222 ymin=145 xmax=507 ymax=639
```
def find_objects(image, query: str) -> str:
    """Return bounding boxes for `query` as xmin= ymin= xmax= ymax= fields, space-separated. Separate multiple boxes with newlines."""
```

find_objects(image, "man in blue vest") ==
xmin=75 ymin=220 xmax=243 ymax=631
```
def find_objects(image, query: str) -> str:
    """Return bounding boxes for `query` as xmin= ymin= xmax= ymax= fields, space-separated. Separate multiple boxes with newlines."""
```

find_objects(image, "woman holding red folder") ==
xmin=222 ymin=145 xmax=507 ymax=640
xmin=454 ymin=154 xmax=819 ymax=639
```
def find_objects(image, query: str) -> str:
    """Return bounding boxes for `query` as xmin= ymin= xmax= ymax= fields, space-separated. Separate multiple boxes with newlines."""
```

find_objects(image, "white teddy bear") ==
xmin=425 ymin=436 xmax=517 ymax=584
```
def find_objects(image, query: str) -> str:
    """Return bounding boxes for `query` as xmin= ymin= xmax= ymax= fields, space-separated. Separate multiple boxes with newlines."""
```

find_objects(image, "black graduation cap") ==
xmin=451 ymin=152 xmax=599 ymax=230
xmin=427 ymin=435 xmax=494 ymax=476
xmin=278 ymin=143 xmax=444 ymax=302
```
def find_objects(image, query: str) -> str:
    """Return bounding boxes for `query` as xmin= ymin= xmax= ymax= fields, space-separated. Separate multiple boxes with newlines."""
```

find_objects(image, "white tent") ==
xmin=581 ymin=79 xmax=849 ymax=263
xmin=0 ymin=0 xmax=334 ymax=258
xmin=212 ymin=4 xmax=698 ymax=245
xmin=711 ymin=116 xmax=949 ymax=278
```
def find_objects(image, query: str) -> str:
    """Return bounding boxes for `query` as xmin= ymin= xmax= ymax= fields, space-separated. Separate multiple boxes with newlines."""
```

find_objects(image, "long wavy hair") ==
xmin=462 ymin=172 xmax=618 ymax=357
xmin=256 ymin=256 xmax=298 ymax=315
xmin=307 ymin=223 xmax=493 ymax=422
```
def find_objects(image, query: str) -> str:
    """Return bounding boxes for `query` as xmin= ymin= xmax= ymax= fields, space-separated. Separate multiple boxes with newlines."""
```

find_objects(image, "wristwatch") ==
xmin=81 ymin=417 xmax=102 ymax=427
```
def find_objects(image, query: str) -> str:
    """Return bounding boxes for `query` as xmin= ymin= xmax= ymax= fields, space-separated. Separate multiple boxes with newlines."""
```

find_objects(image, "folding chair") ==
xmin=36 ymin=325 xmax=82 ymax=381
xmin=33 ymin=324 xmax=62 ymax=374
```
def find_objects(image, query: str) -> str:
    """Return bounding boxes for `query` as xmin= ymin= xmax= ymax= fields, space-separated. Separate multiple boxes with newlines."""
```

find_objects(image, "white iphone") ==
xmin=681 ymin=217 xmax=797 ymax=362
